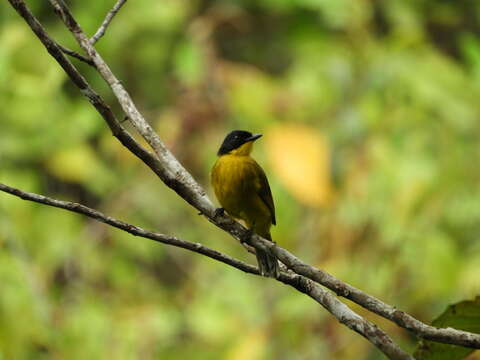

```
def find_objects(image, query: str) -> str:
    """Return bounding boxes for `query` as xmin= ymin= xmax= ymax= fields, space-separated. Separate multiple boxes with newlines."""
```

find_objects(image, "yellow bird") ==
xmin=211 ymin=130 xmax=279 ymax=278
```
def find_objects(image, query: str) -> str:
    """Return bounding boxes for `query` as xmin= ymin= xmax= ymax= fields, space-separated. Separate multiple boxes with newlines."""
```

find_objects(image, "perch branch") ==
xmin=0 ymin=183 xmax=257 ymax=275
xmin=264 ymin=241 xmax=480 ymax=348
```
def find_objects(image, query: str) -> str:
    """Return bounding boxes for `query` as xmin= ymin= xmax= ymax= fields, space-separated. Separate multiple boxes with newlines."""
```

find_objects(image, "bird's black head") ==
xmin=217 ymin=130 xmax=262 ymax=156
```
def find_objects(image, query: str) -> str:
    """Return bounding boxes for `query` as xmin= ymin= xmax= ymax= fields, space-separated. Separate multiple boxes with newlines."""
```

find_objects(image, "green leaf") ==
xmin=414 ymin=297 xmax=480 ymax=360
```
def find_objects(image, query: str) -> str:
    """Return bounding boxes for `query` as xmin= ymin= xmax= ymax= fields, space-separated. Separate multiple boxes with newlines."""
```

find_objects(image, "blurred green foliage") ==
xmin=1 ymin=0 xmax=480 ymax=359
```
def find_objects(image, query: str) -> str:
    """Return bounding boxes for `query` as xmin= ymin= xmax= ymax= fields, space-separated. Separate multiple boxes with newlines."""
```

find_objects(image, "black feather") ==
xmin=217 ymin=130 xmax=253 ymax=155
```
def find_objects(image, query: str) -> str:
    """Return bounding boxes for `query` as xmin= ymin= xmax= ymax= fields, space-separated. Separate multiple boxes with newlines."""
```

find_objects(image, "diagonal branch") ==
xmin=90 ymin=0 xmax=127 ymax=44
xmin=48 ymin=0 xmax=216 ymax=215
xmin=5 ymin=0 xmax=186 ymax=195
xmin=263 ymin=242 xmax=480 ymax=348
xmin=281 ymin=274 xmax=414 ymax=360
xmin=0 ymin=182 xmax=413 ymax=360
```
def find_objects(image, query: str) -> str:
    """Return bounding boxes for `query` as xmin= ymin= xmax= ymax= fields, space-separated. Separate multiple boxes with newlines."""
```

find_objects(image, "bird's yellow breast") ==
xmin=211 ymin=155 xmax=255 ymax=214
xmin=211 ymin=155 xmax=272 ymax=235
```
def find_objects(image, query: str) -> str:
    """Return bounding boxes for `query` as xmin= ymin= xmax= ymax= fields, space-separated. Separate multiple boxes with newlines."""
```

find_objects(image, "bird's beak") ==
xmin=246 ymin=133 xmax=262 ymax=142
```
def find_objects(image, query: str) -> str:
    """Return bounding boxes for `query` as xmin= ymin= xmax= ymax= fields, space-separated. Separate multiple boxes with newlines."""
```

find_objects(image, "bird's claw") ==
xmin=214 ymin=207 xmax=225 ymax=219
xmin=241 ymin=228 xmax=254 ymax=245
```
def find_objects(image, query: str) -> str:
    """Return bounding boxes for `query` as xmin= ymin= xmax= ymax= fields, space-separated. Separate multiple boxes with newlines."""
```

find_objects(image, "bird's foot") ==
xmin=240 ymin=228 xmax=254 ymax=245
xmin=198 ymin=207 xmax=225 ymax=217
xmin=214 ymin=207 xmax=225 ymax=219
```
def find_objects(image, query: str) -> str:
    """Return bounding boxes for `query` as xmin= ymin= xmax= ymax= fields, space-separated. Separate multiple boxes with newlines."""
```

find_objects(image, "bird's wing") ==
xmin=253 ymin=161 xmax=276 ymax=225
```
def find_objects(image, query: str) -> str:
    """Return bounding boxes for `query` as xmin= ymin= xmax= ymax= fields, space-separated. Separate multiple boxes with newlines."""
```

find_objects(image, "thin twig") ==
xmin=0 ymin=182 xmax=413 ymax=360
xmin=58 ymin=44 xmax=94 ymax=66
xmin=0 ymin=183 xmax=257 ymax=275
xmin=90 ymin=0 xmax=127 ymax=44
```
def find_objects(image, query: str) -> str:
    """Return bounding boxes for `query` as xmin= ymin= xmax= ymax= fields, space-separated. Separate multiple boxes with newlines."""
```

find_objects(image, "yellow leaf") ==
xmin=265 ymin=124 xmax=333 ymax=207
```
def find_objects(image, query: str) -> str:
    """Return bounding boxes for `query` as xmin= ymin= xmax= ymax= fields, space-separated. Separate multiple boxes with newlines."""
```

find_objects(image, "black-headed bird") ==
xmin=211 ymin=130 xmax=279 ymax=278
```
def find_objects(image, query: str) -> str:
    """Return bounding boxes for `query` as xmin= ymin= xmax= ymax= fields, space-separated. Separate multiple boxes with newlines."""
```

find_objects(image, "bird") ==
xmin=211 ymin=130 xmax=279 ymax=278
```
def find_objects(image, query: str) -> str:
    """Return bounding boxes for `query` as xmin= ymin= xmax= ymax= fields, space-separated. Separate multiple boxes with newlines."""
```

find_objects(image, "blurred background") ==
xmin=1 ymin=0 xmax=480 ymax=359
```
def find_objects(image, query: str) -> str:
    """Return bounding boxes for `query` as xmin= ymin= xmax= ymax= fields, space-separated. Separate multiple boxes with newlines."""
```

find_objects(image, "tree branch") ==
xmin=57 ymin=43 xmax=95 ymax=66
xmin=0 ymin=182 xmax=257 ymax=275
xmin=0 ymin=182 xmax=413 ymax=360
xmin=90 ymin=0 xmax=127 ymax=44
xmin=263 ymin=242 xmax=480 ymax=348
xmin=280 ymin=274 xmax=414 ymax=360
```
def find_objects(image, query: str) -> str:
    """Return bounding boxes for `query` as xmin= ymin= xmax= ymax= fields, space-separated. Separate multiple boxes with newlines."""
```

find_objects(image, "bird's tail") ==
xmin=256 ymin=232 xmax=280 ymax=278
